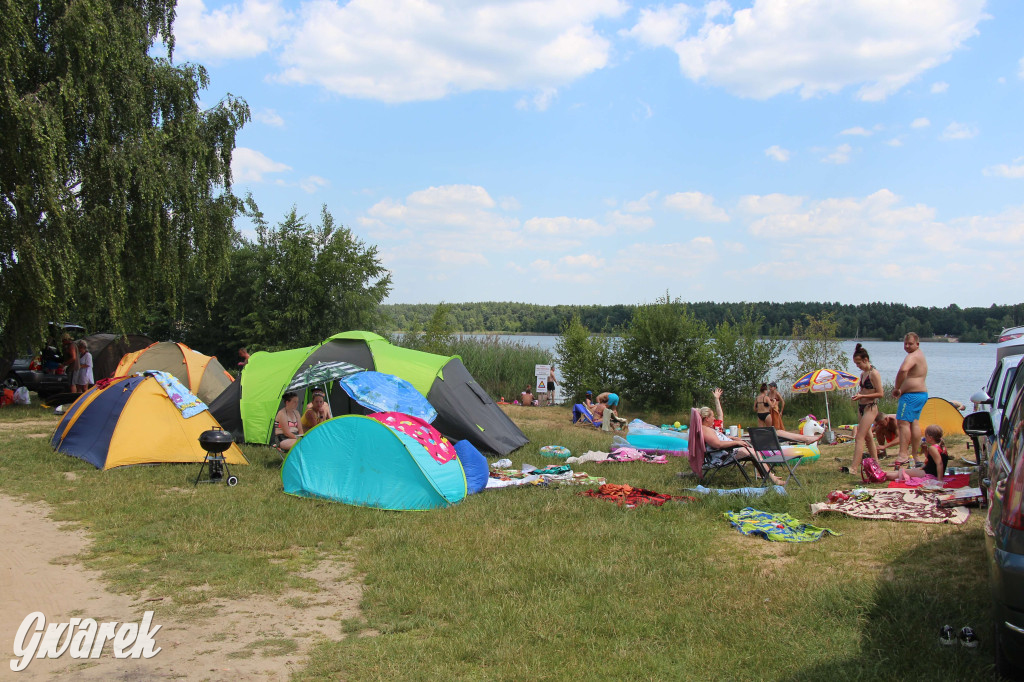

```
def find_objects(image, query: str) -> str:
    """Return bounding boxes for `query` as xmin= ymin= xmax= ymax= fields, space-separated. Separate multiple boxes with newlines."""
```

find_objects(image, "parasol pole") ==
xmin=823 ymin=390 xmax=832 ymax=429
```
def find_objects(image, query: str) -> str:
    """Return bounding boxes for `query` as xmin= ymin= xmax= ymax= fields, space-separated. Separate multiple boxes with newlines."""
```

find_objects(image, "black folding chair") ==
xmin=747 ymin=427 xmax=805 ymax=488
xmin=687 ymin=408 xmax=769 ymax=487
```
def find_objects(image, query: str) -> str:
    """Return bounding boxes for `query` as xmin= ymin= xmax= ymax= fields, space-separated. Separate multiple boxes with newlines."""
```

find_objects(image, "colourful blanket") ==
xmin=887 ymin=473 xmax=970 ymax=489
xmin=810 ymin=488 xmax=969 ymax=524
xmin=725 ymin=508 xmax=838 ymax=542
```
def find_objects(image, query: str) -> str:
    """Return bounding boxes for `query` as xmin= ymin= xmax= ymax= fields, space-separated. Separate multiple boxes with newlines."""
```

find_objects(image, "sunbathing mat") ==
xmin=810 ymin=488 xmax=969 ymax=524
xmin=725 ymin=508 xmax=839 ymax=542
xmin=579 ymin=484 xmax=695 ymax=509
xmin=887 ymin=473 xmax=970 ymax=489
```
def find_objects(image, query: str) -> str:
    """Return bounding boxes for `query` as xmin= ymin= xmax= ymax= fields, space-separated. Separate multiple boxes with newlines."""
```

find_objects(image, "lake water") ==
xmin=470 ymin=335 xmax=996 ymax=406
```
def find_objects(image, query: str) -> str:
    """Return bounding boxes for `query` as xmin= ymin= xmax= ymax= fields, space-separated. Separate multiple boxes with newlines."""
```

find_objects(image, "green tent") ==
xmin=212 ymin=331 xmax=528 ymax=455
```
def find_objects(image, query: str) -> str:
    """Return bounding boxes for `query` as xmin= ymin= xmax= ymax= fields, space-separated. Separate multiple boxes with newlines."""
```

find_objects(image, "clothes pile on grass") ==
xmin=725 ymin=508 xmax=838 ymax=542
xmin=579 ymin=484 xmax=696 ymax=509
xmin=566 ymin=448 xmax=667 ymax=465
xmin=486 ymin=463 xmax=605 ymax=489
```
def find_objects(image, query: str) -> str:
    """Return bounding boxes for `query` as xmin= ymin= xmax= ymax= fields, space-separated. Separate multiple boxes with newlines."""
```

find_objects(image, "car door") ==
xmin=989 ymin=371 xmax=1024 ymax=553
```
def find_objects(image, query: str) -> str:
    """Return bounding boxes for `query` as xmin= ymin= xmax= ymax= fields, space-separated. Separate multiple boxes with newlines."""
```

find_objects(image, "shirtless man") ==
xmin=892 ymin=332 xmax=928 ymax=466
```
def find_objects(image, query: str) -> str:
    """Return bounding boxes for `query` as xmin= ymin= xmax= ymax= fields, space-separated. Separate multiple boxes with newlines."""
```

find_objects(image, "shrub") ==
xmin=713 ymin=307 xmax=785 ymax=404
xmin=555 ymin=313 xmax=621 ymax=403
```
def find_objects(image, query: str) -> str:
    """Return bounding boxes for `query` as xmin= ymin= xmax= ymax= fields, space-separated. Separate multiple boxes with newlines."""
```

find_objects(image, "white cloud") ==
xmin=931 ymin=81 xmax=949 ymax=93
xmin=983 ymin=157 xmax=1024 ymax=179
xmin=886 ymin=137 xmax=904 ymax=147
xmin=230 ymin=147 xmax=292 ymax=182
xmin=942 ymin=122 xmax=979 ymax=140
xmin=300 ymin=175 xmax=330 ymax=193
xmin=253 ymin=109 xmax=285 ymax=126
xmin=516 ymin=87 xmax=558 ymax=112
xmin=174 ymin=0 xmax=291 ymax=59
xmin=840 ymin=126 xmax=872 ymax=136
xmin=737 ymin=193 xmax=805 ymax=216
xmin=524 ymin=216 xmax=602 ymax=235
xmin=765 ymin=145 xmax=790 ymax=162
xmin=560 ymin=253 xmax=606 ymax=268
xmin=911 ymin=117 xmax=930 ymax=128
xmin=624 ymin=191 xmax=659 ymax=212
xmin=1019 ymin=56 xmax=1024 ymax=79
xmin=275 ymin=0 xmax=627 ymax=102
xmin=623 ymin=0 xmax=987 ymax=101
xmin=664 ymin=191 xmax=729 ymax=222
xmin=822 ymin=143 xmax=852 ymax=164
xmin=607 ymin=210 xmax=655 ymax=231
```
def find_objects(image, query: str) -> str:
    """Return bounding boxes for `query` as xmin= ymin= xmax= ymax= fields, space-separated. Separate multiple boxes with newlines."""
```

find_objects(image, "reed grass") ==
xmin=445 ymin=335 xmax=553 ymax=403
xmin=0 ymin=403 xmax=993 ymax=681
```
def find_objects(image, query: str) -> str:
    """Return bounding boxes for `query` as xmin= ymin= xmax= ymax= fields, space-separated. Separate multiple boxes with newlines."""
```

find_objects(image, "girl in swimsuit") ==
xmin=884 ymin=424 xmax=948 ymax=482
xmin=753 ymin=383 xmax=776 ymax=427
xmin=274 ymin=391 xmax=304 ymax=452
xmin=850 ymin=343 xmax=884 ymax=474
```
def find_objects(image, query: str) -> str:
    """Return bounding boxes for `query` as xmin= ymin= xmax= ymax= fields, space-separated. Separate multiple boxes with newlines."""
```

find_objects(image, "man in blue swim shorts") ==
xmin=892 ymin=332 xmax=929 ymax=467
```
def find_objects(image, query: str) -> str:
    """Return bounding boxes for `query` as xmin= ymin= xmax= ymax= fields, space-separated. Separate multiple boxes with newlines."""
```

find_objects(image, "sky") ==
xmin=166 ymin=0 xmax=1024 ymax=308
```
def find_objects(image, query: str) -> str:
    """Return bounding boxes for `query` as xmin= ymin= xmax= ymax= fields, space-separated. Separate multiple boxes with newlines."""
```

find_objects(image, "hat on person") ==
xmin=768 ymin=381 xmax=778 ymax=388
xmin=585 ymin=390 xmax=593 ymax=396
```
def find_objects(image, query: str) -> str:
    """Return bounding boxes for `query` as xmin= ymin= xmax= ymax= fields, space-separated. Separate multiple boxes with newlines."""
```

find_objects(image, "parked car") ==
xmin=4 ymin=323 xmax=86 ymax=396
xmin=965 ymin=364 xmax=1024 ymax=679
xmin=971 ymin=328 xmax=1024 ymax=461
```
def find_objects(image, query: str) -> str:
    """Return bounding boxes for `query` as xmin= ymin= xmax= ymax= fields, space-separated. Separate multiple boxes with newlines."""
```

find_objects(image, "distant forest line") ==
xmin=382 ymin=301 xmax=1024 ymax=343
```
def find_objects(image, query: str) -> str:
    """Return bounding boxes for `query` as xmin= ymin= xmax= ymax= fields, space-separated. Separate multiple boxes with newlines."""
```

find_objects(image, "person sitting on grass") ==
xmin=701 ymin=388 xmax=785 ymax=486
xmin=301 ymin=388 xmax=331 ymax=432
xmin=885 ymin=424 xmax=948 ymax=483
xmin=521 ymin=386 xmax=535 ymax=406
xmin=592 ymin=393 xmax=628 ymax=431
xmin=583 ymin=390 xmax=595 ymax=410
xmin=274 ymin=392 xmax=304 ymax=452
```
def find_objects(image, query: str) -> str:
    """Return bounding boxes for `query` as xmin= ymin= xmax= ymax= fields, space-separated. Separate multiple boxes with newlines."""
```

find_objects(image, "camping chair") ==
xmin=686 ymin=408 xmax=767 ymax=487
xmin=746 ymin=427 xmax=804 ymax=488
xmin=572 ymin=403 xmax=599 ymax=428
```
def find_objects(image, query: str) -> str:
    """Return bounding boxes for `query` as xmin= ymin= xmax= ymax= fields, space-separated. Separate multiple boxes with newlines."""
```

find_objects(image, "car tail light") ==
xmin=1003 ymin=455 xmax=1024 ymax=530
xmin=999 ymin=332 xmax=1024 ymax=343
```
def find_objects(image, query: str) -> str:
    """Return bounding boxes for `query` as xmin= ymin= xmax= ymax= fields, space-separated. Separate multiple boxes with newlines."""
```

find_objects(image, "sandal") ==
xmin=839 ymin=466 xmax=851 ymax=474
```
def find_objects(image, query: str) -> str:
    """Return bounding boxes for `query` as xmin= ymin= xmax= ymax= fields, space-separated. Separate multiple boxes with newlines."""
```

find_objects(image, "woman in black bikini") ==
xmin=753 ymin=383 xmax=776 ymax=427
xmin=850 ymin=343 xmax=884 ymax=473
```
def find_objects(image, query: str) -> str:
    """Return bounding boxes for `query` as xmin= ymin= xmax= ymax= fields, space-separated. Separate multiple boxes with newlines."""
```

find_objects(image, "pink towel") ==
xmin=688 ymin=408 xmax=705 ymax=477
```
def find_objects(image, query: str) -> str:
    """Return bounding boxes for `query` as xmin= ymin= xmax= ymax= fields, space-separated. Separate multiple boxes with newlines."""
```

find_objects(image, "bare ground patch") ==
xmin=0 ymin=493 xmax=366 ymax=680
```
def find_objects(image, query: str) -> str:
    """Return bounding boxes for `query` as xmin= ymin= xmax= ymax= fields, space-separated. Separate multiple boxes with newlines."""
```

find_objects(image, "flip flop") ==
xmin=839 ymin=466 xmax=851 ymax=474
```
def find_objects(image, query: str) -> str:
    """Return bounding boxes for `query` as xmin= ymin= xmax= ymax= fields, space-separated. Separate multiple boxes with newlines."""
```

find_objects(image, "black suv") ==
xmin=4 ymin=323 xmax=86 ymax=397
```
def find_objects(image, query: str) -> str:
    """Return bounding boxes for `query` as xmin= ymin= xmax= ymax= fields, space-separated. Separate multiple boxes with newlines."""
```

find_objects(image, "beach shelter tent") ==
xmin=281 ymin=415 xmax=467 ymax=510
xmin=920 ymin=397 xmax=966 ymax=435
xmin=51 ymin=374 xmax=247 ymax=470
xmin=215 ymin=331 xmax=528 ymax=455
xmin=83 ymin=333 xmax=154 ymax=380
xmin=454 ymin=440 xmax=489 ymax=495
xmin=113 ymin=341 xmax=234 ymax=404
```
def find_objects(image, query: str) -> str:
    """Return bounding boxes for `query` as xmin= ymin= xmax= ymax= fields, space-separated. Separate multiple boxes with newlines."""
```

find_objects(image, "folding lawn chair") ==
xmin=686 ymin=408 xmax=767 ymax=486
xmin=572 ymin=403 xmax=599 ymax=428
xmin=746 ymin=426 xmax=804 ymax=488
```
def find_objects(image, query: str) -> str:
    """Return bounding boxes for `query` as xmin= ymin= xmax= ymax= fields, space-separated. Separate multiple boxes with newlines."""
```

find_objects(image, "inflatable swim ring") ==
xmin=540 ymin=445 xmax=571 ymax=458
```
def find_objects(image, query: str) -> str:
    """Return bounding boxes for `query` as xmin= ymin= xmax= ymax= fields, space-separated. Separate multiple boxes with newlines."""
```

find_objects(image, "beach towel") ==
xmin=606 ymin=447 xmax=667 ymax=463
xmin=579 ymin=484 xmax=695 ymax=508
xmin=689 ymin=485 xmax=787 ymax=497
xmin=810 ymin=488 xmax=970 ymax=524
xmin=725 ymin=508 xmax=838 ymax=542
xmin=143 ymin=370 xmax=207 ymax=418
xmin=887 ymin=473 xmax=971 ymax=489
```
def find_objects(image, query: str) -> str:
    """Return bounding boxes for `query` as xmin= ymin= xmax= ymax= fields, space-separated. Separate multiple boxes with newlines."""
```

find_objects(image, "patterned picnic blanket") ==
xmin=810 ymin=488 xmax=969 ymax=524
xmin=580 ymin=484 xmax=695 ymax=508
xmin=725 ymin=508 xmax=839 ymax=542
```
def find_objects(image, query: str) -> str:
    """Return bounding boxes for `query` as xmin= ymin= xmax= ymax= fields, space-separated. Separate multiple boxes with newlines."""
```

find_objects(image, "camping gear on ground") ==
xmin=861 ymin=457 xmax=887 ymax=483
xmin=281 ymin=414 xmax=467 ymax=510
xmin=340 ymin=371 xmax=437 ymax=423
xmin=194 ymin=427 xmax=239 ymax=486
xmin=113 ymin=341 xmax=235 ymax=404
xmin=540 ymin=445 xmax=571 ymax=458
xmin=579 ymin=484 xmax=694 ymax=508
xmin=455 ymin=440 xmax=489 ymax=494
xmin=51 ymin=373 xmax=247 ymax=470
xmin=920 ymin=397 xmax=966 ymax=435
xmin=725 ymin=508 xmax=838 ymax=542
xmin=792 ymin=369 xmax=860 ymax=442
xmin=211 ymin=331 xmax=526 ymax=454
xmin=747 ymin=427 xmax=805 ymax=488
xmin=626 ymin=419 xmax=689 ymax=452
xmin=811 ymin=488 xmax=970 ymax=524
xmin=571 ymin=404 xmax=598 ymax=427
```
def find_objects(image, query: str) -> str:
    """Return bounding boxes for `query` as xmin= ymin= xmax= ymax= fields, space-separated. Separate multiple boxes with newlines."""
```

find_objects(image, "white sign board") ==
xmin=535 ymin=365 xmax=550 ymax=394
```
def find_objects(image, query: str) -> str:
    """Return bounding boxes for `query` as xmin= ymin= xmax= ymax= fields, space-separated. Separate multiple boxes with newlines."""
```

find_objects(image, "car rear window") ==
xmin=999 ymin=366 xmax=1021 ymax=411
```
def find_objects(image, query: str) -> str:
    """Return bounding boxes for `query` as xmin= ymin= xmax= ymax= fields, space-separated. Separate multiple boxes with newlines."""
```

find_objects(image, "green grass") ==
xmin=0 ymin=402 xmax=996 ymax=681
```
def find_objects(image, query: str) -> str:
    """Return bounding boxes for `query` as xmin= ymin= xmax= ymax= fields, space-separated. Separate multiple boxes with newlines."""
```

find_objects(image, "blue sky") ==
xmin=168 ymin=0 xmax=1023 ymax=307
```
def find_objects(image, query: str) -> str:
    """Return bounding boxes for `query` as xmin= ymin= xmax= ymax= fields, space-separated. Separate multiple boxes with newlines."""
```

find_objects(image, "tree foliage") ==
xmin=555 ymin=313 xmax=620 ymax=403
xmin=0 ymin=0 xmax=249 ymax=354
xmin=713 ymin=307 xmax=786 ymax=403
xmin=787 ymin=314 xmax=849 ymax=379
xmin=618 ymin=294 xmax=714 ymax=411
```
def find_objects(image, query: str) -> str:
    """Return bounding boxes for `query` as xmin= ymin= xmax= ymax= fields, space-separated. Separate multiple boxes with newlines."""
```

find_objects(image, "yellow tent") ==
xmin=919 ymin=397 xmax=965 ymax=436
xmin=114 ymin=341 xmax=234 ymax=404
xmin=51 ymin=374 xmax=247 ymax=470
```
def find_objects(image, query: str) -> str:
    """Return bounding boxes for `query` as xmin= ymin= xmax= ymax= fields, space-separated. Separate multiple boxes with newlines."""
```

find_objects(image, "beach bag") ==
xmin=861 ymin=457 xmax=887 ymax=483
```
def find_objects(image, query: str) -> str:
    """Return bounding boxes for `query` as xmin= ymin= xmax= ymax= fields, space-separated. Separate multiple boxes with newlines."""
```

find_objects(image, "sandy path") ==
xmin=1 ymin=493 xmax=365 ymax=679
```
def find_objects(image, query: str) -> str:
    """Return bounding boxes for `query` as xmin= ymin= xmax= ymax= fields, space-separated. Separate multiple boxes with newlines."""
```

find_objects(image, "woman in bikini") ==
xmin=850 ymin=343 xmax=884 ymax=474
xmin=753 ymin=383 xmax=776 ymax=427
xmin=274 ymin=392 xmax=304 ymax=452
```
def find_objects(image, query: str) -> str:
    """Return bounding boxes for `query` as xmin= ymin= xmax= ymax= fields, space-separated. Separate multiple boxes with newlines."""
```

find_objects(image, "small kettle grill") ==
xmin=194 ymin=427 xmax=238 ymax=487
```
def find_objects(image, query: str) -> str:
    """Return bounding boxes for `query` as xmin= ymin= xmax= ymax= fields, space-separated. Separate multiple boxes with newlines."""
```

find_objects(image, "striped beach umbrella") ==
xmin=792 ymin=369 xmax=860 ymax=430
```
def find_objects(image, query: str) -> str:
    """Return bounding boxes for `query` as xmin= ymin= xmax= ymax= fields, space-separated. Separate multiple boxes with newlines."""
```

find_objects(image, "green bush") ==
xmin=713 ymin=307 xmax=785 ymax=404
xmin=554 ymin=313 xmax=620 ymax=403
